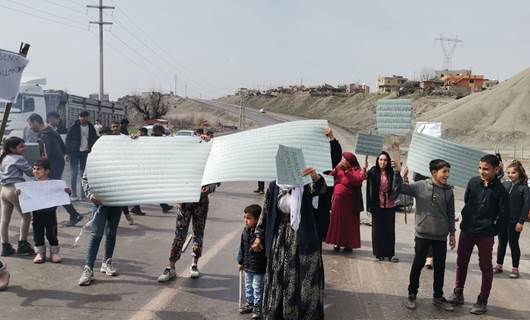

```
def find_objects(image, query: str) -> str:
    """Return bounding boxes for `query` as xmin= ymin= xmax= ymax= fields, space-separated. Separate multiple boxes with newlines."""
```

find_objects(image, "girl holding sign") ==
xmin=0 ymin=137 xmax=34 ymax=257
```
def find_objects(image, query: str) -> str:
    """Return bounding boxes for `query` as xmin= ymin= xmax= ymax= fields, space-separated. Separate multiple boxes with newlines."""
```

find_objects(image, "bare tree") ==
xmin=124 ymin=92 xmax=171 ymax=120
xmin=419 ymin=67 xmax=436 ymax=81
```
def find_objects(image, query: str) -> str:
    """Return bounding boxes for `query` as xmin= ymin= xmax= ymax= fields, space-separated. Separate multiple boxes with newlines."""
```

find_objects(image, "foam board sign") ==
xmin=376 ymin=99 xmax=412 ymax=136
xmin=355 ymin=133 xmax=384 ymax=156
xmin=415 ymin=122 xmax=442 ymax=138
xmin=0 ymin=49 xmax=29 ymax=103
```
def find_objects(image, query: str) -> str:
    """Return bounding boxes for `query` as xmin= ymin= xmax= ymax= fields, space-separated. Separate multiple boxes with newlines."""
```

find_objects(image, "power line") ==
xmin=42 ymin=0 xmax=87 ymax=16
xmin=4 ymin=0 xmax=87 ymax=26
xmin=0 ymin=2 xmax=88 ymax=31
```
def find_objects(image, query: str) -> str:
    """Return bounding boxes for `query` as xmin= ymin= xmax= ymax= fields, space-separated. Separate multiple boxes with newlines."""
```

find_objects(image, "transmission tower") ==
xmin=434 ymin=34 xmax=463 ymax=70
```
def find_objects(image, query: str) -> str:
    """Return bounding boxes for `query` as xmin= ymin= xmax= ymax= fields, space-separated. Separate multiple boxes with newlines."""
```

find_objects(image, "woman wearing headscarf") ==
xmin=253 ymin=167 xmax=326 ymax=319
xmin=326 ymin=152 xmax=365 ymax=252
xmin=366 ymin=151 xmax=400 ymax=262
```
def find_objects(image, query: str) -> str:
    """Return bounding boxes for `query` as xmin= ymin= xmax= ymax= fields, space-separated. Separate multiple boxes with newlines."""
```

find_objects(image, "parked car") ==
xmin=176 ymin=130 xmax=195 ymax=136
xmin=143 ymin=125 xmax=172 ymax=136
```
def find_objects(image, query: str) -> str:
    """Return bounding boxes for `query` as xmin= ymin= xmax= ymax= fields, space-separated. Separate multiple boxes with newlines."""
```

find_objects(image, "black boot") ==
xmin=17 ymin=240 xmax=35 ymax=255
xmin=448 ymin=288 xmax=464 ymax=305
xmin=470 ymin=295 xmax=488 ymax=315
xmin=1 ymin=243 xmax=15 ymax=257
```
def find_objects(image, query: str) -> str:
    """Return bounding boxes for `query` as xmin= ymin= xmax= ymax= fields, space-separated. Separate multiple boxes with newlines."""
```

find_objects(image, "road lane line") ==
xmin=129 ymin=229 xmax=240 ymax=320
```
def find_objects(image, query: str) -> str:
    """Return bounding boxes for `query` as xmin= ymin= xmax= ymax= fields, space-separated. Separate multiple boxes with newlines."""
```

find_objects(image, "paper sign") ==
xmin=0 ymin=49 xmax=29 ymax=103
xmin=406 ymin=132 xmax=486 ymax=188
xmin=415 ymin=122 xmax=442 ymax=138
xmin=376 ymin=99 xmax=412 ymax=136
xmin=355 ymin=133 xmax=384 ymax=156
xmin=86 ymin=120 xmax=332 ymax=206
xmin=15 ymin=180 xmax=70 ymax=213
xmin=276 ymin=145 xmax=307 ymax=186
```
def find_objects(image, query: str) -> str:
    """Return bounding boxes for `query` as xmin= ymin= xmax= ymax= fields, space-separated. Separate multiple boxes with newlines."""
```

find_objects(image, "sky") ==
xmin=1 ymin=0 xmax=529 ymax=100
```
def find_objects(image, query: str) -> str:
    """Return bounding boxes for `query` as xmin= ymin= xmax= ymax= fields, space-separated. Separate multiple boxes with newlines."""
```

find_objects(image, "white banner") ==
xmin=0 ymin=49 xmax=29 ymax=103
xmin=415 ymin=122 xmax=442 ymax=138
xmin=15 ymin=180 xmax=71 ymax=213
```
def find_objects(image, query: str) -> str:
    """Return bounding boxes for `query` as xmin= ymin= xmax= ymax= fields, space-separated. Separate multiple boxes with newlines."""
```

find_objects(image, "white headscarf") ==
xmin=276 ymin=182 xmax=303 ymax=231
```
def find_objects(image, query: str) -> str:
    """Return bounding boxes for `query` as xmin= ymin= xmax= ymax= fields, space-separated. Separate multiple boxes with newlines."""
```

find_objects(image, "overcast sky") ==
xmin=1 ymin=0 xmax=529 ymax=99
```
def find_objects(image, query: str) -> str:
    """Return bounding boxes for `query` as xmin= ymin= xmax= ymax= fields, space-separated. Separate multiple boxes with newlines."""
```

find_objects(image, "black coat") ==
xmin=256 ymin=178 xmax=327 ymax=258
xmin=460 ymin=176 xmax=510 ymax=236
xmin=502 ymin=181 xmax=529 ymax=224
xmin=366 ymin=166 xmax=398 ymax=212
xmin=237 ymin=228 xmax=267 ymax=274
xmin=39 ymin=127 xmax=66 ymax=180
xmin=65 ymin=120 xmax=98 ymax=155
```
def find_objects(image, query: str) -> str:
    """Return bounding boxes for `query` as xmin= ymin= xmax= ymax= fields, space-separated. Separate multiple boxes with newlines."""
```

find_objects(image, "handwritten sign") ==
xmin=355 ymin=133 xmax=384 ymax=156
xmin=275 ymin=144 xmax=307 ymax=186
xmin=415 ymin=122 xmax=442 ymax=138
xmin=376 ymin=99 xmax=412 ymax=136
xmin=15 ymin=180 xmax=70 ymax=213
xmin=0 ymin=49 xmax=29 ymax=103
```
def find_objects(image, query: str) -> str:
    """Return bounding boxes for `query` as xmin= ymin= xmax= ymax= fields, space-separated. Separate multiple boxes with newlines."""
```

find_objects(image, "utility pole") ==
xmin=174 ymin=74 xmax=178 ymax=96
xmin=184 ymin=83 xmax=188 ymax=98
xmin=434 ymin=34 xmax=463 ymax=70
xmin=88 ymin=0 xmax=114 ymax=100
xmin=239 ymin=93 xmax=245 ymax=129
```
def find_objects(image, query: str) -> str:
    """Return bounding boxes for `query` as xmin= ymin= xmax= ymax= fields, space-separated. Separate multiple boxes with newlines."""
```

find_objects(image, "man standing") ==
xmin=46 ymin=111 xmax=67 ymax=134
xmin=448 ymin=154 xmax=510 ymax=314
xmin=65 ymin=111 xmax=98 ymax=200
xmin=27 ymin=113 xmax=84 ymax=226
xmin=119 ymin=118 xmax=129 ymax=135
xmin=94 ymin=119 xmax=103 ymax=136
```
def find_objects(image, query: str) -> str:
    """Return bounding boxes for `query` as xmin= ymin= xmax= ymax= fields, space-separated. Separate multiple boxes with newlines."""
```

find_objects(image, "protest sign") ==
xmin=406 ymin=132 xmax=486 ymax=188
xmin=0 ymin=49 xmax=30 ymax=103
xmin=376 ymin=99 xmax=412 ymax=136
xmin=15 ymin=180 xmax=70 ymax=213
xmin=355 ymin=133 xmax=384 ymax=156
xmin=86 ymin=120 xmax=332 ymax=206
xmin=415 ymin=122 xmax=442 ymax=138
xmin=275 ymin=144 xmax=307 ymax=186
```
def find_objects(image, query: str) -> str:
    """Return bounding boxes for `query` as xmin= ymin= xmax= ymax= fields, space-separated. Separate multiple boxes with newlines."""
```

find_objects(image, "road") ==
xmin=1 ymin=100 xmax=529 ymax=319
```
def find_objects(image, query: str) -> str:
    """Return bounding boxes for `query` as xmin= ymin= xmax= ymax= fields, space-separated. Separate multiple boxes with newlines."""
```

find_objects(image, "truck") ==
xmin=0 ymin=77 xmax=127 ymax=138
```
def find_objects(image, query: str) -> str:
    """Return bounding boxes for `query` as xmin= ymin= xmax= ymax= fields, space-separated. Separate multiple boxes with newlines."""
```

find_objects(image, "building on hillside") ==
xmin=339 ymin=83 xmax=370 ymax=94
xmin=483 ymin=79 xmax=499 ymax=89
xmin=377 ymin=75 xmax=408 ymax=93
xmin=420 ymin=79 xmax=444 ymax=92
xmin=435 ymin=69 xmax=472 ymax=79
xmin=442 ymin=73 xmax=485 ymax=93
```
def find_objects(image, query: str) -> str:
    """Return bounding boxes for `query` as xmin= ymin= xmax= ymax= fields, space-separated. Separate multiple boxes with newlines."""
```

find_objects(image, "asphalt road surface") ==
xmin=1 ymin=101 xmax=529 ymax=319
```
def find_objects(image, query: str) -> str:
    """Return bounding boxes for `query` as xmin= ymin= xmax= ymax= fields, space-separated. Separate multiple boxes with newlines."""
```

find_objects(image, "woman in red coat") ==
xmin=326 ymin=152 xmax=365 ymax=252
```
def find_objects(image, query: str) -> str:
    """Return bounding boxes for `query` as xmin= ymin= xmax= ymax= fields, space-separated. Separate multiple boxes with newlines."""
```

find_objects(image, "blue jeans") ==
xmin=85 ymin=206 xmax=121 ymax=269
xmin=245 ymin=271 xmax=264 ymax=306
xmin=69 ymin=151 xmax=89 ymax=197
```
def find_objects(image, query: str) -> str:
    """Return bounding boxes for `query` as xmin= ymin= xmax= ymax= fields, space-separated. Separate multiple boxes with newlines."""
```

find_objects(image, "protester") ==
xmin=18 ymin=159 xmax=69 ymax=263
xmin=27 ymin=113 xmax=84 ymax=227
xmin=152 ymin=124 xmax=174 ymax=213
xmin=0 ymin=137 xmax=34 ymax=256
xmin=366 ymin=151 xmax=399 ymax=262
xmin=253 ymin=167 xmax=326 ymax=319
xmin=78 ymin=171 xmax=122 ymax=286
xmin=158 ymin=183 xmax=216 ymax=282
xmin=494 ymin=160 xmax=529 ymax=279
xmin=120 ymin=118 xmax=130 ymax=135
xmin=65 ymin=111 xmax=98 ymax=200
xmin=253 ymin=182 xmax=265 ymax=194
xmin=46 ymin=111 xmax=67 ymax=134
xmin=394 ymin=159 xmax=456 ymax=311
xmin=237 ymin=204 xmax=266 ymax=319
xmin=0 ymin=260 xmax=9 ymax=291
xmin=326 ymin=152 xmax=365 ymax=252
xmin=94 ymin=119 xmax=103 ymax=136
xmin=448 ymin=154 xmax=510 ymax=315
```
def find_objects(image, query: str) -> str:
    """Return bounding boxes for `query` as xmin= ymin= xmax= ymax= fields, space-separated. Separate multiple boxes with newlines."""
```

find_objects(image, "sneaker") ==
xmin=239 ymin=303 xmax=254 ymax=314
xmin=448 ymin=288 xmax=464 ymax=305
xmin=161 ymin=205 xmax=174 ymax=213
xmin=433 ymin=297 xmax=454 ymax=311
xmin=190 ymin=265 xmax=200 ymax=279
xmin=493 ymin=264 xmax=503 ymax=274
xmin=252 ymin=189 xmax=261 ymax=194
xmin=1 ymin=243 xmax=15 ymax=257
xmin=259 ymin=191 xmax=264 ymax=195
xmin=389 ymin=256 xmax=400 ymax=263
xmin=65 ymin=214 xmax=84 ymax=227
xmin=333 ymin=246 xmax=341 ymax=252
xmin=78 ymin=266 xmax=94 ymax=286
xmin=157 ymin=267 xmax=177 ymax=282
xmin=470 ymin=295 xmax=488 ymax=315
xmin=70 ymin=195 xmax=79 ymax=201
xmin=425 ymin=257 xmax=433 ymax=269
xmin=124 ymin=214 xmax=134 ymax=225
xmin=100 ymin=258 xmax=118 ymax=276
xmin=131 ymin=206 xmax=145 ymax=216
xmin=405 ymin=294 xmax=416 ymax=310
xmin=509 ymin=268 xmax=520 ymax=279
xmin=251 ymin=305 xmax=262 ymax=319
xmin=17 ymin=240 xmax=35 ymax=255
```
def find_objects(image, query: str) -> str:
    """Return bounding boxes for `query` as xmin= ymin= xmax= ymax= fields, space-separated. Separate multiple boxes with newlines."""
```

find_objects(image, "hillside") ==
xmin=221 ymin=93 xmax=454 ymax=134
xmin=420 ymin=68 xmax=530 ymax=147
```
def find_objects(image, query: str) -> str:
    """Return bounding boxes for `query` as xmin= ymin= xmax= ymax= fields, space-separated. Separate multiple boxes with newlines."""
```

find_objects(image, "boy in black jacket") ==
xmin=237 ymin=204 xmax=266 ymax=319
xmin=448 ymin=154 xmax=510 ymax=315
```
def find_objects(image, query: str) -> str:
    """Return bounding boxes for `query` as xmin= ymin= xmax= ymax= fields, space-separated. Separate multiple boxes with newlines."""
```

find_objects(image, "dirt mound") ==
xmin=420 ymin=68 xmax=530 ymax=147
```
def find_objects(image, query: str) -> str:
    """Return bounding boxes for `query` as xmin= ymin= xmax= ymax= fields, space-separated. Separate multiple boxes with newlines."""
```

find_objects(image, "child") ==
xmin=0 ymin=137 xmax=35 ymax=256
xmin=237 ymin=204 xmax=266 ymax=320
xmin=494 ymin=160 xmax=529 ymax=278
xmin=448 ymin=154 xmax=510 ymax=315
xmin=394 ymin=159 xmax=456 ymax=311
xmin=18 ymin=159 xmax=69 ymax=263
